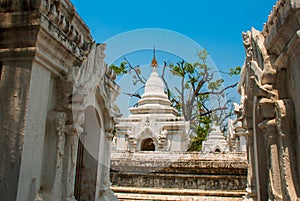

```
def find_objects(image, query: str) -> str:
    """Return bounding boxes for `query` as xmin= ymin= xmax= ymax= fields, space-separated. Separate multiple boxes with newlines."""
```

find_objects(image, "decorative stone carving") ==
xmin=40 ymin=0 xmax=93 ymax=60
xmin=240 ymin=31 xmax=258 ymax=201
xmin=0 ymin=0 xmax=40 ymax=12
xmin=70 ymin=43 xmax=119 ymax=201
xmin=64 ymin=122 xmax=83 ymax=201
xmin=240 ymin=1 xmax=300 ymax=200
xmin=128 ymin=133 xmax=137 ymax=152
xmin=158 ymin=129 xmax=170 ymax=151
xmin=51 ymin=112 xmax=67 ymax=197
xmin=228 ymin=103 xmax=247 ymax=152
xmin=241 ymin=28 xmax=281 ymax=200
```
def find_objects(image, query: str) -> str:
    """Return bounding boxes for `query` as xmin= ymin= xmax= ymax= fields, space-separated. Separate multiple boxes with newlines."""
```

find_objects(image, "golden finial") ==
xmin=151 ymin=47 xmax=158 ymax=71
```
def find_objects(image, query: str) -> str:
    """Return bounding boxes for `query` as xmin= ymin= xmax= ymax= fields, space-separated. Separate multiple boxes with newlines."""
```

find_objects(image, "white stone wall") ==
xmin=17 ymin=64 xmax=51 ymax=200
xmin=0 ymin=1 xmax=119 ymax=201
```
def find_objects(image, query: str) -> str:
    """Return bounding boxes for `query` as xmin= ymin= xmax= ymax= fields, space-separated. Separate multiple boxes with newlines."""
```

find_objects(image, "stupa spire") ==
xmin=151 ymin=47 xmax=158 ymax=72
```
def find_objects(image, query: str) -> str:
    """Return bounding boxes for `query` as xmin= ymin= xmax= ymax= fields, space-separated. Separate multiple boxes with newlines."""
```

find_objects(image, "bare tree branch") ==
xmin=199 ymin=106 xmax=228 ymax=117
xmin=180 ymin=61 xmax=186 ymax=118
xmin=198 ymin=82 xmax=238 ymax=97
xmin=161 ymin=61 xmax=171 ymax=99
xmin=123 ymin=56 xmax=146 ymax=85
xmin=124 ymin=92 xmax=141 ymax=99
xmin=175 ymin=87 xmax=182 ymax=96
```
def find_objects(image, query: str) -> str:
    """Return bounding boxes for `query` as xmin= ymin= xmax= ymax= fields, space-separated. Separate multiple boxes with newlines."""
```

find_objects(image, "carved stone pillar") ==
xmin=103 ymin=132 xmax=113 ymax=187
xmin=97 ymin=132 xmax=117 ymax=201
xmin=51 ymin=112 xmax=67 ymax=199
xmin=244 ymin=130 xmax=257 ymax=201
xmin=276 ymin=99 xmax=300 ymax=200
xmin=257 ymin=98 xmax=283 ymax=200
xmin=96 ymin=129 xmax=106 ymax=195
xmin=261 ymin=121 xmax=282 ymax=200
xmin=65 ymin=123 xmax=83 ymax=201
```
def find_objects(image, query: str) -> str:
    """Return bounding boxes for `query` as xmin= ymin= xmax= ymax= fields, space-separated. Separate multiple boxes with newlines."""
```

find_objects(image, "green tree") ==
xmin=110 ymin=49 xmax=240 ymax=151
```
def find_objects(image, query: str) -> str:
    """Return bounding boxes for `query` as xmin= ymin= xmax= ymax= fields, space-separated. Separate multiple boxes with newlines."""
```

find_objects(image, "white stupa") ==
xmin=115 ymin=50 xmax=190 ymax=152
xmin=202 ymin=125 xmax=229 ymax=153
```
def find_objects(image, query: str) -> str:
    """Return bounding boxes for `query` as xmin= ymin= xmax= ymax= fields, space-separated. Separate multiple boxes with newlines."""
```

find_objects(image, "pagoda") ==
xmin=115 ymin=50 xmax=190 ymax=152
xmin=202 ymin=125 xmax=229 ymax=152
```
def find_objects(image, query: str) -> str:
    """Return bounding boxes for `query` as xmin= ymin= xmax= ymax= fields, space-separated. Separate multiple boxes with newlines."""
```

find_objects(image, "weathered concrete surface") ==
xmin=110 ymin=152 xmax=247 ymax=200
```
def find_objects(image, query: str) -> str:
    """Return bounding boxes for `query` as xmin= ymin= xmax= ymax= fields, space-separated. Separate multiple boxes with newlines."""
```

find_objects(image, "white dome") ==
xmin=138 ymin=70 xmax=170 ymax=107
xmin=130 ymin=53 xmax=178 ymax=115
xmin=144 ymin=71 xmax=165 ymax=95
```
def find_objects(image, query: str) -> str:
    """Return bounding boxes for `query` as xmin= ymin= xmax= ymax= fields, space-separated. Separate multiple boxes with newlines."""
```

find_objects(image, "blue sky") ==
xmin=72 ymin=0 xmax=277 ymax=69
xmin=71 ymin=0 xmax=277 ymax=116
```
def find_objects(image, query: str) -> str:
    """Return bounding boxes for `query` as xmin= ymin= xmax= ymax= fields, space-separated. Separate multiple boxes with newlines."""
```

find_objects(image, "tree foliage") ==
xmin=110 ymin=49 xmax=240 ymax=151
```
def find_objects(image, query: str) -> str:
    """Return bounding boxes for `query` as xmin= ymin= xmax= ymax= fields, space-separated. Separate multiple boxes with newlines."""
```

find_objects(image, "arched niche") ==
xmin=75 ymin=105 xmax=103 ymax=201
xmin=141 ymin=138 xmax=155 ymax=151
xmin=81 ymin=105 xmax=102 ymax=159
xmin=136 ymin=128 xmax=157 ymax=151
xmin=213 ymin=145 xmax=222 ymax=153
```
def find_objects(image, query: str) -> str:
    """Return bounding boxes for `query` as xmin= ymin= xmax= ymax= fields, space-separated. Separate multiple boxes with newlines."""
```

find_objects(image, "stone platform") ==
xmin=110 ymin=151 xmax=247 ymax=200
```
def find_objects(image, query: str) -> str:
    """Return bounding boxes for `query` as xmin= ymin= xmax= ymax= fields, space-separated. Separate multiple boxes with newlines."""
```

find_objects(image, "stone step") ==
xmin=111 ymin=172 xmax=246 ymax=191
xmin=116 ymin=193 xmax=243 ymax=201
xmin=111 ymin=152 xmax=248 ymax=177
xmin=111 ymin=186 xmax=244 ymax=201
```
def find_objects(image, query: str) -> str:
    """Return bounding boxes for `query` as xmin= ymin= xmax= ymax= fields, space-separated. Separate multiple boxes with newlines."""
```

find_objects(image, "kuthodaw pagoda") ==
xmin=115 ymin=52 xmax=190 ymax=152
xmin=2 ymin=0 xmax=300 ymax=200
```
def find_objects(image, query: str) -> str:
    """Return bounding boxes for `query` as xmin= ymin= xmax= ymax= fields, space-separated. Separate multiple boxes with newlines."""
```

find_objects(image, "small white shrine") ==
xmin=202 ymin=125 xmax=229 ymax=153
xmin=115 ymin=52 xmax=190 ymax=152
